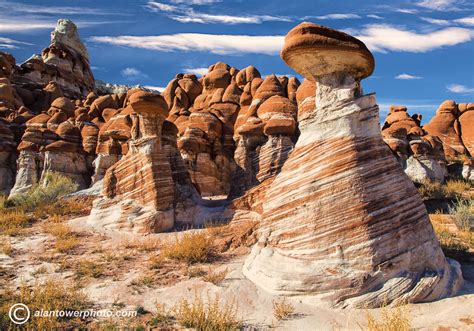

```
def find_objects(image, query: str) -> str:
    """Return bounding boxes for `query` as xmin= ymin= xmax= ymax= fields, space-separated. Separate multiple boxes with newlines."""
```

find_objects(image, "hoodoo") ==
xmin=242 ymin=22 xmax=462 ymax=308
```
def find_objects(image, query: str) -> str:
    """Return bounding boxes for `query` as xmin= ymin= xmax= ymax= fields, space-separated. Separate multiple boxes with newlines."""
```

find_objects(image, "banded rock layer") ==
xmin=243 ymin=22 xmax=462 ymax=308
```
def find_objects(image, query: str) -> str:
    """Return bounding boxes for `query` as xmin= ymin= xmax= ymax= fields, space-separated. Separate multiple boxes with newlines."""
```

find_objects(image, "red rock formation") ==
xmin=382 ymin=106 xmax=447 ymax=183
xmin=231 ymin=73 xmax=299 ymax=197
xmin=243 ymin=22 xmax=461 ymax=308
xmin=423 ymin=100 xmax=466 ymax=159
xmin=11 ymin=19 xmax=94 ymax=100
xmin=94 ymin=91 xmax=176 ymax=233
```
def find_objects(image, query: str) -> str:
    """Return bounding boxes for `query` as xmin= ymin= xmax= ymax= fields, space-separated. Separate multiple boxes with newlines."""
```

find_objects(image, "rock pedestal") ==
xmin=93 ymin=91 xmax=175 ymax=233
xmin=243 ymin=22 xmax=462 ymax=308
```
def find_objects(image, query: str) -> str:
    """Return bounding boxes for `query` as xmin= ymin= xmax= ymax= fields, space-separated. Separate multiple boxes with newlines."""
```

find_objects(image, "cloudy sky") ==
xmin=1 ymin=0 xmax=473 ymax=122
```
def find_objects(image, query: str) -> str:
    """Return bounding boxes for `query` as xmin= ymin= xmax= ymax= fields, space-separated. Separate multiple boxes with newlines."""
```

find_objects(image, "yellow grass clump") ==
xmin=173 ymin=294 xmax=241 ymax=331
xmin=0 ymin=279 xmax=90 ymax=330
xmin=364 ymin=304 xmax=411 ymax=331
xmin=161 ymin=232 xmax=214 ymax=264
xmin=203 ymin=268 xmax=228 ymax=285
xmin=272 ymin=298 xmax=295 ymax=321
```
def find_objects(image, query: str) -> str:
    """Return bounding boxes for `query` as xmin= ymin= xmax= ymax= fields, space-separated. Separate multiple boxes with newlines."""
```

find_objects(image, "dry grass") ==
xmin=44 ymin=222 xmax=73 ymax=239
xmin=121 ymin=237 xmax=161 ymax=252
xmin=54 ymin=237 xmax=79 ymax=253
xmin=433 ymin=222 xmax=471 ymax=261
xmin=272 ymin=298 xmax=295 ymax=321
xmin=0 ymin=279 xmax=90 ymax=329
xmin=0 ymin=238 xmax=12 ymax=256
xmin=161 ymin=231 xmax=215 ymax=264
xmin=364 ymin=304 xmax=411 ymax=331
xmin=173 ymin=293 xmax=241 ymax=331
xmin=148 ymin=254 xmax=166 ymax=269
xmin=147 ymin=304 xmax=174 ymax=328
xmin=187 ymin=266 xmax=206 ymax=278
xmin=418 ymin=179 xmax=471 ymax=200
xmin=203 ymin=268 xmax=228 ymax=285
xmin=0 ymin=209 xmax=32 ymax=236
xmin=445 ymin=179 xmax=472 ymax=197
xmin=449 ymin=198 xmax=474 ymax=231
xmin=131 ymin=274 xmax=155 ymax=288
xmin=74 ymin=260 xmax=104 ymax=279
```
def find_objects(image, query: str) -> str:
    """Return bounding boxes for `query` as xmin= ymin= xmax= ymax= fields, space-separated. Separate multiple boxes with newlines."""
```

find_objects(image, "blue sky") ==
xmin=1 ymin=0 xmax=473 ymax=123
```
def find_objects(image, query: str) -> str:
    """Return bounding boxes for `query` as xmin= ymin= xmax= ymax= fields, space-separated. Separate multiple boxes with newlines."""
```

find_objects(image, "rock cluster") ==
xmin=11 ymin=19 xmax=94 ymax=100
xmin=382 ymin=106 xmax=446 ymax=183
xmin=242 ymin=22 xmax=462 ymax=308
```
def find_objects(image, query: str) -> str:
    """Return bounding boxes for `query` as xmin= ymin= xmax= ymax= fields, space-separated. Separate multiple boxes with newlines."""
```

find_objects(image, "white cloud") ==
xmin=0 ymin=37 xmax=32 ymax=49
xmin=396 ymin=8 xmax=419 ymax=14
xmin=0 ymin=19 xmax=54 ymax=32
xmin=91 ymin=24 xmax=473 ymax=56
xmin=121 ymin=67 xmax=149 ymax=79
xmin=183 ymin=67 xmax=209 ymax=76
xmin=307 ymin=13 xmax=361 ymax=20
xmin=356 ymin=24 xmax=474 ymax=53
xmin=420 ymin=17 xmax=450 ymax=25
xmin=146 ymin=2 xmax=180 ymax=12
xmin=146 ymin=1 xmax=290 ymax=24
xmin=170 ymin=0 xmax=220 ymax=4
xmin=367 ymin=14 xmax=383 ymax=19
xmin=416 ymin=0 xmax=460 ymax=11
xmin=0 ymin=1 xmax=109 ymax=15
xmin=455 ymin=16 xmax=474 ymax=25
xmin=143 ymin=85 xmax=166 ymax=92
xmin=447 ymin=84 xmax=474 ymax=93
xmin=91 ymin=34 xmax=284 ymax=55
xmin=395 ymin=73 xmax=423 ymax=80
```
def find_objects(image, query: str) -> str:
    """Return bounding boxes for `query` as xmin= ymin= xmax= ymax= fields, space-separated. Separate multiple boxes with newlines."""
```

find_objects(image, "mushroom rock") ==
xmin=10 ymin=113 xmax=56 ymax=196
xmin=242 ymin=22 xmax=462 ymax=308
xmin=40 ymin=120 xmax=90 ymax=190
xmin=458 ymin=102 xmax=474 ymax=157
xmin=91 ymin=108 xmax=132 ymax=184
xmin=423 ymin=100 xmax=466 ymax=159
xmin=231 ymin=75 xmax=298 ymax=198
xmin=168 ymin=63 xmax=241 ymax=198
xmin=382 ymin=106 xmax=447 ymax=183
xmin=92 ymin=91 xmax=176 ymax=233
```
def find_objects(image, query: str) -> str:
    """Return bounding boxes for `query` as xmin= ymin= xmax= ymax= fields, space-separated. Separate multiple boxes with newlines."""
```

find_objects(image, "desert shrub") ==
xmin=203 ymin=268 xmax=228 ymax=285
xmin=44 ymin=222 xmax=73 ymax=239
xmin=445 ymin=179 xmax=471 ymax=197
xmin=0 ymin=195 xmax=6 ymax=210
xmin=148 ymin=304 xmax=174 ymax=327
xmin=272 ymin=298 xmax=295 ymax=321
xmin=161 ymin=232 xmax=214 ymax=264
xmin=121 ymin=237 xmax=160 ymax=252
xmin=364 ymin=304 xmax=410 ymax=331
xmin=0 ymin=279 xmax=90 ymax=330
xmin=8 ymin=172 xmax=78 ymax=212
xmin=418 ymin=180 xmax=445 ymax=199
xmin=34 ymin=197 xmax=93 ymax=219
xmin=55 ymin=237 xmax=79 ymax=253
xmin=149 ymin=254 xmax=166 ymax=270
xmin=433 ymin=223 xmax=471 ymax=261
xmin=74 ymin=260 xmax=104 ymax=279
xmin=449 ymin=198 xmax=474 ymax=231
xmin=0 ymin=209 xmax=32 ymax=236
xmin=173 ymin=293 xmax=240 ymax=331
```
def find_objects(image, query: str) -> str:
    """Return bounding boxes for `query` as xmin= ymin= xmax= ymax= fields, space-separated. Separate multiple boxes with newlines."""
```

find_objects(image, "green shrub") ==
xmin=449 ymin=198 xmax=474 ymax=231
xmin=9 ymin=172 xmax=78 ymax=211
